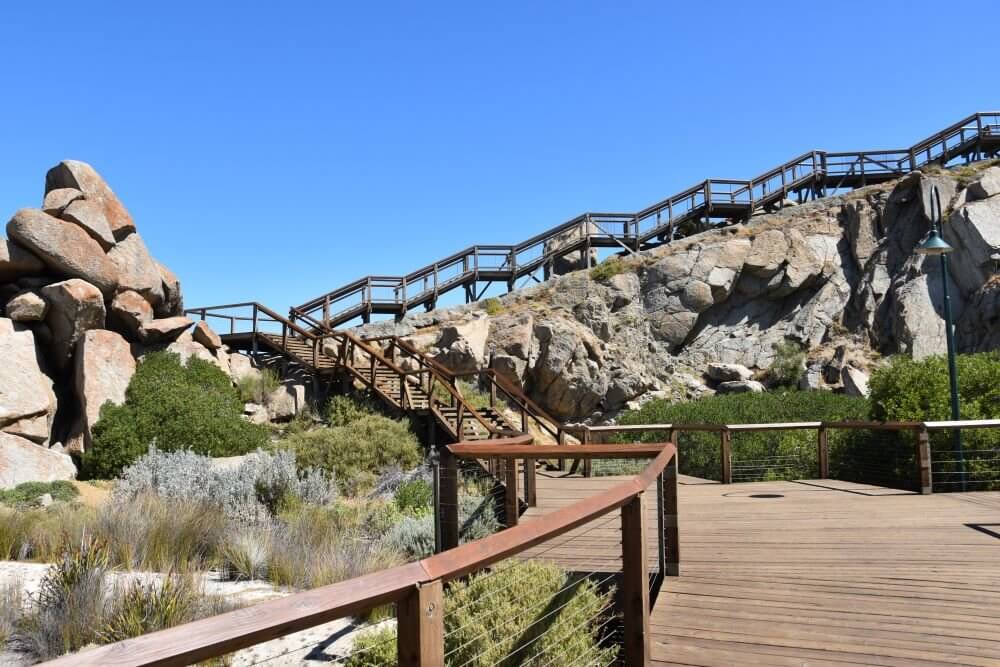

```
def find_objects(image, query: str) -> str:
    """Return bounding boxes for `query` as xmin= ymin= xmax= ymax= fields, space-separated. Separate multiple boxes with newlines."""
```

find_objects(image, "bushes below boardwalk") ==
xmin=346 ymin=560 xmax=617 ymax=666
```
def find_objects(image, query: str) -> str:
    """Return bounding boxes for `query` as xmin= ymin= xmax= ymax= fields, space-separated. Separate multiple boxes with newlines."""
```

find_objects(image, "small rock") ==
xmin=842 ymin=366 xmax=870 ymax=397
xmin=38 ymin=492 xmax=54 ymax=507
xmin=42 ymin=187 xmax=85 ymax=215
xmin=5 ymin=291 xmax=47 ymax=321
xmin=230 ymin=353 xmax=260 ymax=383
xmin=139 ymin=316 xmax=193 ymax=344
xmin=717 ymin=380 xmax=766 ymax=394
xmin=706 ymin=362 xmax=754 ymax=382
xmin=265 ymin=383 xmax=307 ymax=421
xmin=799 ymin=363 xmax=824 ymax=391
xmin=193 ymin=320 xmax=222 ymax=350
xmin=156 ymin=260 xmax=183 ymax=317
xmin=60 ymin=199 xmax=117 ymax=251
xmin=109 ymin=290 xmax=153 ymax=339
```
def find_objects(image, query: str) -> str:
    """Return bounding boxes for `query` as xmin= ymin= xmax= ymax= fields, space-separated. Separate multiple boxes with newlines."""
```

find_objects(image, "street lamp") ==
xmin=915 ymin=185 xmax=965 ymax=491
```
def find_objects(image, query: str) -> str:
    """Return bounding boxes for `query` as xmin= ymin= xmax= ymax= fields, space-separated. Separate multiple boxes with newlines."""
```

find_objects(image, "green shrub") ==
xmin=83 ymin=352 xmax=268 ymax=479
xmin=0 ymin=481 xmax=79 ymax=507
xmin=346 ymin=560 xmax=616 ymax=667
xmin=482 ymin=297 xmax=504 ymax=316
xmin=868 ymin=352 xmax=1000 ymax=490
xmin=393 ymin=479 xmax=432 ymax=515
xmin=590 ymin=256 xmax=627 ymax=281
xmin=235 ymin=367 xmax=281 ymax=404
xmin=619 ymin=391 xmax=868 ymax=481
xmin=325 ymin=394 xmax=379 ymax=426
xmin=99 ymin=576 xmax=216 ymax=644
xmin=280 ymin=416 xmax=423 ymax=495
xmin=767 ymin=340 xmax=805 ymax=387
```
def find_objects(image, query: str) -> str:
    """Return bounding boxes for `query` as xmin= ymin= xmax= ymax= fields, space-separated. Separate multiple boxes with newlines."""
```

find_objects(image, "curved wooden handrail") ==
xmin=42 ymin=442 xmax=677 ymax=667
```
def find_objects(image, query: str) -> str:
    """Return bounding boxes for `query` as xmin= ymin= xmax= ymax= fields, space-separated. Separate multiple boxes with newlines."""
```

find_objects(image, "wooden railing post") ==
xmin=397 ymin=580 xmax=444 ymax=667
xmin=439 ymin=449 xmax=459 ymax=550
xmin=524 ymin=454 xmax=537 ymax=507
xmin=917 ymin=427 xmax=933 ymax=495
xmin=621 ymin=494 xmax=651 ymax=666
xmin=663 ymin=445 xmax=680 ymax=577
xmin=720 ymin=430 xmax=732 ymax=484
xmin=505 ymin=459 xmax=519 ymax=527
xmin=818 ymin=427 xmax=829 ymax=479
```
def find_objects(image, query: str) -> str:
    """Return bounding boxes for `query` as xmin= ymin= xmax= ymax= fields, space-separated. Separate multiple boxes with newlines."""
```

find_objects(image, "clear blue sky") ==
xmin=2 ymin=1 xmax=997 ymax=311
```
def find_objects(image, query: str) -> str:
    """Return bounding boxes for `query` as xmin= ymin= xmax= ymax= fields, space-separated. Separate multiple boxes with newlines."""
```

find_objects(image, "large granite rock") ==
xmin=706 ymin=363 xmax=753 ymax=382
xmin=41 ymin=188 xmax=85 ymax=215
xmin=0 ymin=319 xmax=56 ymax=441
xmin=842 ymin=366 xmax=870 ymax=397
xmin=0 ymin=238 xmax=45 ymax=280
xmin=966 ymin=167 xmax=1000 ymax=201
xmin=60 ymin=199 xmax=116 ymax=251
xmin=7 ymin=208 xmax=118 ymax=295
xmin=108 ymin=233 xmax=165 ymax=306
xmin=45 ymin=160 xmax=135 ymax=240
xmin=193 ymin=321 xmax=222 ymax=351
xmin=0 ymin=433 xmax=76 ymax=489
xmin=74 ymin=329 xmax=135 ymax=451
xmin=139 ymin=316 xmax=193 ymax=344
xmin=156 ymin=260 xmax=183 ymax=317
xmin=40 ymin=279 xmax=107 ymax=369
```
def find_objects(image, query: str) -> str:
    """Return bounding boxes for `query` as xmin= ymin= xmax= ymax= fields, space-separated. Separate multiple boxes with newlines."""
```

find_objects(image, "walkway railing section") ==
xmin=572 ymin=419 xmax=1000 ymax=493
xmin=292 ymin=111 xmax=1000 ymax=328
xmin=44 ymin=440 xmax=679 ymax=666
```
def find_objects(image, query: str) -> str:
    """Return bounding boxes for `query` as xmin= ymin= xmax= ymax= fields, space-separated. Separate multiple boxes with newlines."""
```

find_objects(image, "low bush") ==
xmin=619 ymin=390 xmax=869 ymax=480
xmin=0 ymin=481 xmax=79 ymax=507
xmin=83 ymin=352 xmax=269 ymax=479
xmin=590 ymin=256 xmax=627 ymax=281
xmin=767 ymin=340 xmax=805 ymax=387
xmin=481 ymin=297 xmax=504 ymax=316
xmin=346 ymin=560 xmax=617 ymax=666
xmin=325 ymin=393 xmax=380 ymax=427
xmin=393 ymin=478 xmax=432 ymax=515
xmin=386 ymin=494 xmax=502 ymax=559
xmin=280 ymin=416 xmax=422 ymax=495
xmin=235 ymin=367 xmax=281 ymax=404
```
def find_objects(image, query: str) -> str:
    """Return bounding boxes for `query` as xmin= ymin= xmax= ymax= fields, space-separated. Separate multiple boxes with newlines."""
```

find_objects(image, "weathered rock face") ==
xmin=0 ymin=433 xmax=76 ymax=488
xmin=7 ymin=209 xmax=119 ymax=295
xmin=6 ymin=291 xmax=47 ymax=322
xmin=73 ymin=329 xmax=136 ymax=452
xmin=193 ymin=321 xmax=222 ymax=350
xmin=0 ymin=319 xmax=57 ymax=443
xmin=61 ymin=199 xmax=117 ymax=251
xmin=109 ymin=234 xmax=165 ymax=306
xmin=40 ymin=279 xmax=107 ymax=369
xmin=359 ymin=165 xmax=1000 ymax=422
xmin=139 ymin=316 xmax=193 ymax=344
xmin=109 ymin=290 xmax=153 ymax=339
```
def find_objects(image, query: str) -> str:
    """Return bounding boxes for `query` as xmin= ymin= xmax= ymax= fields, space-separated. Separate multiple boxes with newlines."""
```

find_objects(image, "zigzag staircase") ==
xmin=185 ymin=302 xmax=566 ymax=446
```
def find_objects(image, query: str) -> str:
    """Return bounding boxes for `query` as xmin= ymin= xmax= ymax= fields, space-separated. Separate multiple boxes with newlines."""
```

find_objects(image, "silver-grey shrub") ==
xmin=113 ymin=447 xmax=336 ymax=524
xmin=387 ymin=494 xmax=501 ymax=559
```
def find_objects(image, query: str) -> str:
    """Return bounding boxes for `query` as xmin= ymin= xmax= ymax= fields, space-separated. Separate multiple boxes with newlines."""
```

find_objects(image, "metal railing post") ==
xmin=720 ymin=430 xmax=733 ymax=484
xmin=397 ymin=580 xmax=444 ymax=666
xmin=621 ymin=494 xmax=652 ymax=666
xmin=917 ymin=427 xmax=933 ymax=495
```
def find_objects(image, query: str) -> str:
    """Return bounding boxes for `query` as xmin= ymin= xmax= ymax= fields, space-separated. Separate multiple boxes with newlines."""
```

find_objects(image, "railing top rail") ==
xmin=449 ymin=442 xmax=668 ymax=459
xmin=46 ymin=441 xmax=678 ymax=667
xmin=568 ymin=418 xmax=1000 ymax=434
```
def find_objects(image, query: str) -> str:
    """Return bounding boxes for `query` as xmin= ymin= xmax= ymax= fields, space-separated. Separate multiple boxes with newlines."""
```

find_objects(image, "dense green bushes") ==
xmin=83 ymin=352 xmax=268 ymax=479
xmin=280 ymin=416 xmax=422 ymax=494
xmin=0 ymin=481 xmax=79 ymax=507
xmin=618 ymin=390 xmax=868 ymax=480
xmin=347 ymin=560 xmax=617 ymax=666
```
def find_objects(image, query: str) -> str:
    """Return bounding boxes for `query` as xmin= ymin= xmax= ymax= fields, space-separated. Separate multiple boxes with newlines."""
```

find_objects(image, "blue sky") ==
xmin=1 ymin=1 xmax=997 ymax=311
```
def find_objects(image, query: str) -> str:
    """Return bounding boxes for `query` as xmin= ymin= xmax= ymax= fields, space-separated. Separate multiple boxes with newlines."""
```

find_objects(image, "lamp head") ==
xmin=916 ymin=230 xmax=953 ymax=256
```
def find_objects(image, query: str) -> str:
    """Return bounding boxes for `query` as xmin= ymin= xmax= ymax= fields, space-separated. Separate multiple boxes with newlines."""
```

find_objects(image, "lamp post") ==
xmin=915 ymin=185 xmax=965 ymax=491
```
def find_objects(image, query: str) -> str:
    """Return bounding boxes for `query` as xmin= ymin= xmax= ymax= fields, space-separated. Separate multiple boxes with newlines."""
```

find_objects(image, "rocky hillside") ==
xmin=0 ymin=161 xmax=302 ymax=488
xmin=358 ymin=164 xmax=1000 ymax=422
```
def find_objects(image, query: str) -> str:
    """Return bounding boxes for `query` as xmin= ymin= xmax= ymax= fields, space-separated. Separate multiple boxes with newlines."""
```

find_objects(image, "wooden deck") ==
xmin=522 ymin=472 xmax=1000 ymax=666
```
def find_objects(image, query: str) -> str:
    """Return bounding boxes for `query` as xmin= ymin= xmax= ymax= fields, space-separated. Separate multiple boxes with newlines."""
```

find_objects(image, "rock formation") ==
xmin=357 ymin=164 xmax=1000 ymax=422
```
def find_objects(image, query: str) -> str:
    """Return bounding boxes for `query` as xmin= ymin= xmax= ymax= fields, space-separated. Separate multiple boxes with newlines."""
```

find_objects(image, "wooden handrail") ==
xmin=43 ymin=443 xmax=678 ymax=667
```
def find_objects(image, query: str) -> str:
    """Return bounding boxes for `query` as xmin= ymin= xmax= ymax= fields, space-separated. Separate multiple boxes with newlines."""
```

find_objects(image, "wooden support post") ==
xmin=504 ymin=459 xmax=519 ymax=527
xmin=720 ymin=430 xmax=732 ymax=484
xmin=397 ymin=580 xmax=444 ymax=667
xmin=583 ymin=428 xmax=594 ymax=478
xmin=663 ymin=449 xmax=680 ymax=577
xmin=621 ymin=495 xmax=651 ymax=667
xmin=439 ymin=449 xmax=459 ymax=550
xmin=818 ymin=427 xmax=829 ymax=479
xmin=524 ymin=456 xmax=536 ymax=507
xmin=917 ymin=427 xmax=933 ymax=495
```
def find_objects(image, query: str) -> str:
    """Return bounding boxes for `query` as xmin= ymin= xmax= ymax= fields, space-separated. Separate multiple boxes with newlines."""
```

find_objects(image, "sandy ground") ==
xmin=70 ymin=480 xmax=111 ymax=507
xmin=0 ymin=562 xmax=388 ymax=666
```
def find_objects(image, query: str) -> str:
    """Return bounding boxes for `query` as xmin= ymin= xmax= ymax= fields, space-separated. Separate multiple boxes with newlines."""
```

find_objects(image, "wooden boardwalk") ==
xmin=522 ymin=472 xmax=1000 ymax=666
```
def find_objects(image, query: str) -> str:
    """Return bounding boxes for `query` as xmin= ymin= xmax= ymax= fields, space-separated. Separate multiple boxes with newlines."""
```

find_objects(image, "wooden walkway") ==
xmin=522 ymin=472 xmax=1000 ymax=666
